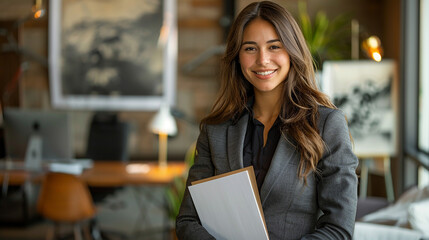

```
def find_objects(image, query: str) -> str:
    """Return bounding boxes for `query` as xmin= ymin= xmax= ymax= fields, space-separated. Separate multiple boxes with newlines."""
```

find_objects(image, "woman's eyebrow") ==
xmin=242 ymin=41 xmax=257 ymax=45
xmin=241 ymin=39 xmax=281 ymax=45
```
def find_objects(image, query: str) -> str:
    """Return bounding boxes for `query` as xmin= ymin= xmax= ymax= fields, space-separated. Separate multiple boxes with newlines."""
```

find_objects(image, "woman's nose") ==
xmin=257 ymin=50 xmax=270 ymax=65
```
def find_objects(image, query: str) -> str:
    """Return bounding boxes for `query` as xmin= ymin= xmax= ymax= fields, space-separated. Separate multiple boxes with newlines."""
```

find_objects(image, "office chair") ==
xmin=37 ymin=172 xmax=96 ymax=240
xmin=85 ymin=112 xmax=130 ymax=240
xmin=86 ymin=112 xmax=130 ymax=203
xmin=86 ymin=112 xmax=130 ymax=162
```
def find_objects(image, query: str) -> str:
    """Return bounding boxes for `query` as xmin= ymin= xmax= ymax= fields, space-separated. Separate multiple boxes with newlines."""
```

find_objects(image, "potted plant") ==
xmin=165 ymin=142 xmax=196 ymax=239
xmin=297 ymin=0 xmax=351 ymax=70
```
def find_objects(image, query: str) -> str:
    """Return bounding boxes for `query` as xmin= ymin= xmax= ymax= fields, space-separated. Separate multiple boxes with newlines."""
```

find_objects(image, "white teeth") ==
xmin=256 ymin=70 xmax=275 ymax=76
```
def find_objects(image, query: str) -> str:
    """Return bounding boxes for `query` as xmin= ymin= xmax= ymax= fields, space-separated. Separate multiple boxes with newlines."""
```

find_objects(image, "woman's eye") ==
xmin=244 ymin=47 xmax=256 ymax=51
xmin=270 ymin=45 xmax=281 ymax=50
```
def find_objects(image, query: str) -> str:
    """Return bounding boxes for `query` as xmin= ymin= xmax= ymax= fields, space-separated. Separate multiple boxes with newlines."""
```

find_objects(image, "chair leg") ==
xmin=83 ymin=222 xmax=95 ymax=240
xmin=89 ymin=219 xmax=103 ymax=240
xmin=73 ymin=223 xmax=83 ymax=240
xmin=46 ymin=223 xmax=55 ymax=240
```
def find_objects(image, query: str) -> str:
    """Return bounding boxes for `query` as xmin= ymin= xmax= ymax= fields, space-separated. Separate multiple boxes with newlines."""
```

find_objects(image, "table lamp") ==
xmin=351 ymin=19 xmax=384 ymax=62
xmin=149 ymin=104 xmax=177 ymax=168
xmin=361 ymin=36 xmax=383 ymax=62
xmin=32 ymin=0 xmax=46 ymax=19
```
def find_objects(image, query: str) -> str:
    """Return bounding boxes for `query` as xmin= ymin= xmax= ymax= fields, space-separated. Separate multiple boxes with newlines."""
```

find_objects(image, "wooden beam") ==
xmin=179 ymin=19 xmax=220 ymax=29
xmin=191 ymin=0 xmax=222 ymax=7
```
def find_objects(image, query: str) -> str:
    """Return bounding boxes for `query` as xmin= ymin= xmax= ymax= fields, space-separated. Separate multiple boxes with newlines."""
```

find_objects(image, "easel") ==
xmin=358 ymin=154 xmax=395 ymax=202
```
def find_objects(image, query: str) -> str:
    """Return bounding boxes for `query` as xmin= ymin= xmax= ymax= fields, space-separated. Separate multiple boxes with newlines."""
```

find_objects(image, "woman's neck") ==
xmin=253 ymin=90 xmax=283 ymax=147
xmin=253 ymin=90 xmax=282 ymax=126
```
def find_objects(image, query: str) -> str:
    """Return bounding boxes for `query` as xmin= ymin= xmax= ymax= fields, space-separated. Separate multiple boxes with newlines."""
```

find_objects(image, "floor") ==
xmin=0 ymin=186 xmax=176 ymax=240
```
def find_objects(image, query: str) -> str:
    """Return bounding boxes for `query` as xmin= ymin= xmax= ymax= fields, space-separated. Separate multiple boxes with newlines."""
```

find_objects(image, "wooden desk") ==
xmin=1 ymin=161 xmax=187 ymax=239
xmin=1 ymin=161 xmax=187 ymax=187
xmin=81 ymin=161 xmax=186 ymax=187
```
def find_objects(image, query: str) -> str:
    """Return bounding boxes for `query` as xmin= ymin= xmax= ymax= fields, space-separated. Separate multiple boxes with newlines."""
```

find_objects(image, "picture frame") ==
xmin=49 ymin=0 xmax=177 ymax=111
xmin=322 ymin=60 xmax=398 ymax=156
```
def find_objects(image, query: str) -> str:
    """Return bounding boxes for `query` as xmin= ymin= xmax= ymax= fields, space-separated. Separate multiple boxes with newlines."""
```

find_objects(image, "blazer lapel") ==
xmin=260 ymin=135 xmax=299 ymax=205
xmin=227 ymin=113 xmax=248 ymax=171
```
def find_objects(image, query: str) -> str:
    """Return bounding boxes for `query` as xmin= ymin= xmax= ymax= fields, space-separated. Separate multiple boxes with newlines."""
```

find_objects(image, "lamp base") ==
xmin=158 ymin=132 xmax=168 ymax=169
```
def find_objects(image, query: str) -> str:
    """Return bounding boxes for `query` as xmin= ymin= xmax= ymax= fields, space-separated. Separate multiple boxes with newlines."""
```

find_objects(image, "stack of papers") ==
xmin=189 ymin=166 xmax=269 ymax=240
xmin=49 ymin=162 xmax=83 ymax=175
xmin=47 ymin=158 xmax=94 ymax=175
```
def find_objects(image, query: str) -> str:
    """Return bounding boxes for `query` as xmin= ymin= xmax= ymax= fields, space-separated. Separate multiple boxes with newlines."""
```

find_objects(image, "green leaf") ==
xmin=164 ymin=142 xmax=197 ymax=220
xmin=296 ymin=0 xmax=351 ymax=68
xmin=298 ymin=1 xmax=313 ymax=42
xmin=312 ymin=12 xmax=329 ymax=49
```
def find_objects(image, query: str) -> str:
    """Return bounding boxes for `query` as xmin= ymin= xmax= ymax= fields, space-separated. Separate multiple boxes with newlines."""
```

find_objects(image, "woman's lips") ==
xmin=254 ymin=70 xmax=276 ymax=79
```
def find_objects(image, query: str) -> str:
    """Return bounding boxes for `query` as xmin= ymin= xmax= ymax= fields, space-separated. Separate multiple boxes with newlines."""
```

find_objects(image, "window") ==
xmin=401 ymin=0 xmax=429 ymax=191
xmin=418 ymin=0 xmax=429 ymax=187
xmin=418 ymin=166 xmax=429 ymax=188
xmin=419 ymin=0 xmax=429 ymax=154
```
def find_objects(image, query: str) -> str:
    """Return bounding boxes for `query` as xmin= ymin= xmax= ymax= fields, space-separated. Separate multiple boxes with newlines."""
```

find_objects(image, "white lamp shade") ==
xmin=149 ymin=105 xmax=177 ymax=136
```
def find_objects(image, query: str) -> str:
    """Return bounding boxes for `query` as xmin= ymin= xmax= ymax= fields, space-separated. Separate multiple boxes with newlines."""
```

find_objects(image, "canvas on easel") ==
xmin=322 ymin=60 xmax=398 ymax=157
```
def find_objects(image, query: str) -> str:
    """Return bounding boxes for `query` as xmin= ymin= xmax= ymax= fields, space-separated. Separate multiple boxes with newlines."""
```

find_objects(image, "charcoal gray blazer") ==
xmin=176 ymin=107 xmax=358 ymax=240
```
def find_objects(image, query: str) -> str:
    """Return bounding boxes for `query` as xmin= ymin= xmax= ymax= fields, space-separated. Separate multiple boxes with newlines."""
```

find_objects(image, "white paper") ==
xmin=49 ymin=162 xmax=83 ymax=175
xmin=189 ymin=170 xmax=269 ymax=240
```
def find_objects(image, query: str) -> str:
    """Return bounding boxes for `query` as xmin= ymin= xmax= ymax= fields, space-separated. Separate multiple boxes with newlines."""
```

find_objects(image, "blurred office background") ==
xmin=0 ymin=0 xmax=403 ymax=168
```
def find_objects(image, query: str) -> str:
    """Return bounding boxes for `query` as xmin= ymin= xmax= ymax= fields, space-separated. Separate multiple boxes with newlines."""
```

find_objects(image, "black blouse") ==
xmin=243 ymin=107 xmax=281 ymax=191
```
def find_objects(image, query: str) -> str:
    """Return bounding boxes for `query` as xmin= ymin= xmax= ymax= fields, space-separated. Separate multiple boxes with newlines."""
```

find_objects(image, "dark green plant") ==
xmin=165 ymin=175 xmax=187 ymax=220
xmin=165 ymin=142 xmax=196 ymax=221
xmin=297 ymin=0 xmax=351 ymax=69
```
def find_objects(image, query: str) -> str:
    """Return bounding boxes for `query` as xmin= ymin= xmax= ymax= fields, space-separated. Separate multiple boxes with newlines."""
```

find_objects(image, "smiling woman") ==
xmin=176 ymin=1 xmax=358 ymax=240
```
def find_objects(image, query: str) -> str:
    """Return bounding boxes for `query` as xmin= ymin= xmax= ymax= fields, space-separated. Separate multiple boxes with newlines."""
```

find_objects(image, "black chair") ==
xmin=86 ymin=112 xmax=130 ymax=202
xmin=86 ymin=112 xmax=130 ymax=162
xmin=85 ymin=112 xmax=130 ymax=240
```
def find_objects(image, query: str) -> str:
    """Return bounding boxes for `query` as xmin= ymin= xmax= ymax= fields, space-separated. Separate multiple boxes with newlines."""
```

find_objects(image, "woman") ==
xmin=176 ymin=1 xmax=358 ymax=239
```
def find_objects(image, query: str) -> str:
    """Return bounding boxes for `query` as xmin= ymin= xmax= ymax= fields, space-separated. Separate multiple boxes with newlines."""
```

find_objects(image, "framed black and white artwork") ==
xmin=322 ymin=60 xmax=398 ymax=156
xmin=49 ymin=0 xmax=177 ymax=111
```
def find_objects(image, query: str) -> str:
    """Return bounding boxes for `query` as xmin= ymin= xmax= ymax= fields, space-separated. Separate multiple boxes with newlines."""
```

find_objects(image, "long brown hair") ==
xmin=202 ymin=1 xmax=336 ymax=181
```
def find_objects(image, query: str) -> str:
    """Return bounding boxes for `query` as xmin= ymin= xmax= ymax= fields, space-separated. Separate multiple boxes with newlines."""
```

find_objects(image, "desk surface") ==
xmin=0 ymin=161 xmax=187 ymax=186
xmin=82 ymin=161 xmax=187 ymax=186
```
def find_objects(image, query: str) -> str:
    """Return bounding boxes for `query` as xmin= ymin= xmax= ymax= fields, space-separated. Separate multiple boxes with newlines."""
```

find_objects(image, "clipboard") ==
xmin=189 ymin=166 xmax=269 ymax=240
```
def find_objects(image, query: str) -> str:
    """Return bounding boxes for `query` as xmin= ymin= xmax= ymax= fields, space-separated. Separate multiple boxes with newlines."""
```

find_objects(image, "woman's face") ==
xmin=239 ymin=18 xmax=290 ymax=95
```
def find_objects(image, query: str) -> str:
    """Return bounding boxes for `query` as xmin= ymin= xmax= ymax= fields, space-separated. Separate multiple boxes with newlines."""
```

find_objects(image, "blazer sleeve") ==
xmin=176 ymin=124 xmax=216 ymax=240
xmin=302 ymin=109 xmax=359 ymax=240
